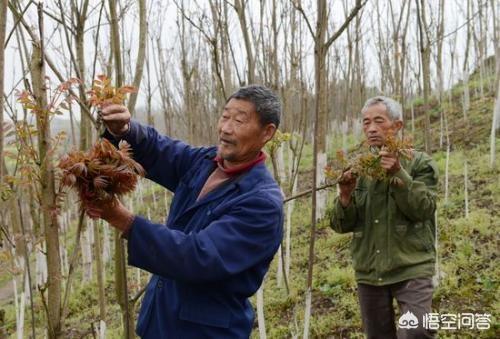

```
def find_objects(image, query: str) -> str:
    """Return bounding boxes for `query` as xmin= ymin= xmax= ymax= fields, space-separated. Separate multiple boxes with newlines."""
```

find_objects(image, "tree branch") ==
xmin=290 ymin=0 xmax=314 ymax=39
xmin=130 ymin=284 xmax=147 ymax=304
xmin=5 ymin=0 xmax=34 ymax=48
xmin=325 ymin=0 xmax=366 ymax=50
xmin=8 ymin=2 xmax=97 ymax=127
xmin=284 ymin=183 xmax=335 ymax=203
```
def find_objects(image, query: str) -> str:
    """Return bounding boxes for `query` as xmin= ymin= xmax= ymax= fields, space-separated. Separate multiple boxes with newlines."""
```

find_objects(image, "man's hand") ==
xmin=338 ymin=170 xmax=357 ymax=207
xmin=84 ymin=198 xmax=134 ymax=232
xmin=379 ymin=150 xmax=401 ymax=175
xmin=101 ymin=104 xmax=131 ymax=136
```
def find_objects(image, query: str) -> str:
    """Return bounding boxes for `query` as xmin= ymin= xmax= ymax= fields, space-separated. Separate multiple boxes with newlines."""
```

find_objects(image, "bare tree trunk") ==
xmin=108 ymin=0 xmax=133 ymax=337
xmin=145 ymin=49 xmax=154 ymax=126
xmin=444 ymin=142 xmax=450 ymax=204
xmin=416 ymin=0 xmax=432 ymax=154
xmin=221 ymin=0 xmax=233 ymax=94
xmin=178 ymin=2 xmax=196 ymax=143
xmin=436 ymin=0 xmax=445 ymax=149
xmin=436 ymin=0 xmax=445 ymax=103
xmin=127 ymin=0 xmax=147 ymax=115
xmin=388 ymin=0 xmax=409 ymax=102
xmin=473 ymin=1 xmax=486 ymax=98
xmin=271 ymin=0 xmax=279 ymax=91
xmin=74 ymin=1 xmax=91 ymax=150
xmin=56 ymin=0 xmax=91 ymax=150
xmin=464 ymin=160 xmax=469 ymax=218
xmin=494 ymin=0 xmax=500 ymax=87
xmin=206 ymin=0 xmax=226 ymax=104
xmin=294 ymin=1 xmax=365 ymax=337
xmin=256 ymin=282 xmax=267 ymax=339
xmin=31 ymin=6 xmax=62 ymax=337
xmin=491 ymin=82 xmax=500 ymax=168
xmin=462 ymin=0 xmax=472 ymax=120
xmin=0 ymin=0 xmax=6 ymax=182
xmin=234 ymin=0 xmax=255 ymax=83
xmin=94 ymin=220 xmax=106 ymax=332
xmin=490 ymin=0 xmax=500 ymax=168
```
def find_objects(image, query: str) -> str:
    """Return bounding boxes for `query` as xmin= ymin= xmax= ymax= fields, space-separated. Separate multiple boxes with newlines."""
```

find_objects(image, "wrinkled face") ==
xmin=217 ymin=98 xmax=276 ymax=167
xmin=362 ymin=103 xmax=403 ymax=147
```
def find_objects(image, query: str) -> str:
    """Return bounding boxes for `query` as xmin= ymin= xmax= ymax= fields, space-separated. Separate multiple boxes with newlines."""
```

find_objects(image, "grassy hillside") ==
xmin=0 ymin=73 xmax=498 ymax=338
xmin=253 ymin=74 xmax=499 ymax=338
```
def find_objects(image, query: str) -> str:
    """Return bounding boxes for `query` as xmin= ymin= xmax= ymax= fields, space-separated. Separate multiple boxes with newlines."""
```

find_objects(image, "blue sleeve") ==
xmin=126 ymin=194 xmax=283 ymax=283
xmin=103 ymin=120 xmax=207 ymax=192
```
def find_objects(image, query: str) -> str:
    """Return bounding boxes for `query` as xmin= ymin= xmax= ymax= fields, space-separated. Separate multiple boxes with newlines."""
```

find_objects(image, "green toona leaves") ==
xmin=325 ymin=135 xmax=413 ymax=186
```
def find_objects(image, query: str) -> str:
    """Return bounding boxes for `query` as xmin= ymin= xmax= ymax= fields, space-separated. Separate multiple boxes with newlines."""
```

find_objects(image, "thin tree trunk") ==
xmin=444 ymin=142 xmax=450 ymax=204
xmin=127 ymin=0 xmax=147 ymax=115
xmin=490 ymin=0 xmax=499 ymax=168
xmin=464 ymin=160 xmax=469 ymax=218
xmin=462 ymin=0 xmax=472 ymax=121
xmin=74 ymin=1 xmax=91 ymax=150
xmin=490 ymin=82 xmax=500 ymax=168
xmin=17 ymin=199 xmax=36 ymax=339
xmin=108 ymin=0 xmax=133 ymax=336
xmin=416 ymin=0 xmax=432 ymax=154
xmin=285 ymin=166 xmax=298 ymax=281
xmin=12 ymin=277 xmax=26 ymax=339
xmin=0 ymin=0 xmax=7 ymax=181
xmin=234 ymin=0 xmax=255 ymax=83
xmin=94 ymin=220 xmax=106 ymax=328
xmin=31 ymin=6 xmax=62 ymax=336
xmin=256 ymin=282 xmax=267 ymax=339
xmin=293 ymin=1 xmax=365 ymax=337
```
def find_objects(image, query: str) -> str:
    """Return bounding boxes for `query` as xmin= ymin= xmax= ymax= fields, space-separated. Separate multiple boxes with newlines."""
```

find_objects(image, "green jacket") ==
xmin=328 ymin=151 xmax=439 ymax=286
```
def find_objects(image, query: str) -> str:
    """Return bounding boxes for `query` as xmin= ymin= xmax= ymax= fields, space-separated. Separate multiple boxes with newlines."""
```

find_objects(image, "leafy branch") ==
xmin=325 ymin=135 xmax=414 ymax=186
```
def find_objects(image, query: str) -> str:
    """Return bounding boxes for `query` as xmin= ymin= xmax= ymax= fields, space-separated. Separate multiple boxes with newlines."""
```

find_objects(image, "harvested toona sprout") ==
xmin=58 ymin=139 xmax=145 ymax=205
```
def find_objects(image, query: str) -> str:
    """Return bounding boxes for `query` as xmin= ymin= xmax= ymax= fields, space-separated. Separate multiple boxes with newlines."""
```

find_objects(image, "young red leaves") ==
xmin=58 ymin=139 xmax=145 ymax=205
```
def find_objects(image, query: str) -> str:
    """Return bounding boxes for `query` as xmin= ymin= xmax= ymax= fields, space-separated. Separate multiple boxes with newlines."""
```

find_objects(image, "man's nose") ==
xmin=220 ymin=119 xmax=234 ymax=134
xmin=366 ymin=123 xmax=377 ymax=133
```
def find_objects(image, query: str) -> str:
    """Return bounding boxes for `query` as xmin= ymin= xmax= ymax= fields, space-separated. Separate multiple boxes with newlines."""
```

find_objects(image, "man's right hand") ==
xmin=338 ymin=170 xmax=357 ymax=207
xmin=101 ymin=104 xmax=131 ymax=136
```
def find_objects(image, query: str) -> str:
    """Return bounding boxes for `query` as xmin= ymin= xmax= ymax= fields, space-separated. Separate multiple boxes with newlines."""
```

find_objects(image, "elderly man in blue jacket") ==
xmin=86 ymin=85 xmax=284 ymax=338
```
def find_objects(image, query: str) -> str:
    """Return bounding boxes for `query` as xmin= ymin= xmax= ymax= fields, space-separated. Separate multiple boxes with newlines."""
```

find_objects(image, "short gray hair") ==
xmin=361 ymin=96 xmax=403 ymax=121
xmin=227 ymin=85 xmax=281 ymax=128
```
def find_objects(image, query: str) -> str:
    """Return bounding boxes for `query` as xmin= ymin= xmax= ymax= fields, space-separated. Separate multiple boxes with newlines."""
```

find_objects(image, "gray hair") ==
xmin=361 ymin=96 xmax=403 ymax=121
xmin=227 ymin=85 xmax=281 ymax=128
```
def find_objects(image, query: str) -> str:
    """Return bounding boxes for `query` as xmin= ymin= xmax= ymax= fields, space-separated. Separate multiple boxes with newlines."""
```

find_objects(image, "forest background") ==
xmin=0 ymin=0 xmax=498 ymax=338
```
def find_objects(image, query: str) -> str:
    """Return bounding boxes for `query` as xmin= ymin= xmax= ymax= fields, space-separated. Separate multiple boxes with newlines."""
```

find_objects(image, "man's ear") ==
xmin=393 ymin=120 xmax=403 ymax=133
xmin=262 ymin=123 xmax=277 ymax=144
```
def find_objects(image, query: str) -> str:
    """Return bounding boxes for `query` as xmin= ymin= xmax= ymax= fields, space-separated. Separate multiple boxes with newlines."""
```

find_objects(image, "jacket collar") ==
xmin=213 ymin=151 xmax=267 ymax=176
xmin=183 ymin=160 xmax=273 ymax=214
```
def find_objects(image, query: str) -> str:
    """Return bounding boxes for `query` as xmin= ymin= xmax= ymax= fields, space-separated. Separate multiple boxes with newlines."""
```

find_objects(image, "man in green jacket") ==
xmin=329 ymin=96 xmax=438 ymax=339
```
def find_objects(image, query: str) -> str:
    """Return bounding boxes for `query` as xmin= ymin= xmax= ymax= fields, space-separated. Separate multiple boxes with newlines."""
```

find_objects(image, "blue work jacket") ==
xmin=105 ymin=121 xmax=284 ymax=338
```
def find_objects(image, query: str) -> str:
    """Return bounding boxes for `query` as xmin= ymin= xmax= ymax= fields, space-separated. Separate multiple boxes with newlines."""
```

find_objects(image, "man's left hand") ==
xmin=379 ymin=150 xmax=401 ymax=175
xmin=84 ymin=198 xmax=134 ymax=232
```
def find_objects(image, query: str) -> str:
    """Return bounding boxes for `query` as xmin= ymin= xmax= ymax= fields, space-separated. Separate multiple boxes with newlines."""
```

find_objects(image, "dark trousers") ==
xmin=357 ymin=278 xmax=436 ymax=339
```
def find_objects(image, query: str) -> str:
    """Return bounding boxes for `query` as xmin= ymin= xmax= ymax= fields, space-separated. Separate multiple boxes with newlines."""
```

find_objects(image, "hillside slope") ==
xmin=256 ymin=73 xmax=499 ymax=338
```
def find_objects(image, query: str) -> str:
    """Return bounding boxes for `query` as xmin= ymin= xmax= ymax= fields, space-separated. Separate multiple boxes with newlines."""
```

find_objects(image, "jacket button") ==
xmin=207 ymin=210 xmax=211 ymax=216
xmin=374 ymin=219 xmax=379 ymax=224
xmin=376 ymin=250 xmax=380 ymax=254
xmin=378 ymin=278 xmax=382 ymax=282
xmin=157 ymin=280 xmax=163 ymax=288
